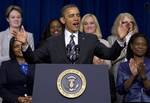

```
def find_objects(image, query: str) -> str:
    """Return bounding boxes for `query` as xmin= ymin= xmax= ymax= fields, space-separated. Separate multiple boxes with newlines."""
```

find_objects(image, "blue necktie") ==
xmin=19 ymin=64 xmax=28 ymax=75
xmin=67 ymin=34 xmax=77 ymax=63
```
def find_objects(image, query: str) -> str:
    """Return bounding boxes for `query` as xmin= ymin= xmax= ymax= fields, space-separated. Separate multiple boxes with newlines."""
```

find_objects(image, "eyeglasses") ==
xmin=122 ymin=21 xmax=133 ymax=25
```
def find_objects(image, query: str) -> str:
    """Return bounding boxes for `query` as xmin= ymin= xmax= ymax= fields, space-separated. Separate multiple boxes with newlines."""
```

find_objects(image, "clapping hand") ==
xmin=129 ymin=58 xmax=146 ymax=79
xmin=137 ymin=62 xmax=146 ymax=77
xmin=12 ymin=25 xmax=27 ymax=45
xmin=129 ymin=58 xmax=138 ymax=76
xmin=117 ymin=21 xmax=130 ymax=41
xmin=18 ymin=96 xmax=32 ymax=103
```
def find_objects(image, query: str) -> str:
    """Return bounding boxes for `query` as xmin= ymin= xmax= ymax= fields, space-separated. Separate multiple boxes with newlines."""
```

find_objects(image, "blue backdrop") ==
xmin=0 ymin=0 xmax=150 ymax=47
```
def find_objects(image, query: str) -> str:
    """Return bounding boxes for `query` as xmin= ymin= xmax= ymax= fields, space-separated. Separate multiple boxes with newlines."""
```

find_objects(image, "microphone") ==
xmin=75 ymin=45 xmax=80 ymax=59
xmin=66 ymin=44 xmax=71 ymax=58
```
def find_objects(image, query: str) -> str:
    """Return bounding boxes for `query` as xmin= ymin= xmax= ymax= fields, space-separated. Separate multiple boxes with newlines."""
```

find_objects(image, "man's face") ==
xmin=62 ymin=7 xmax=80 ymax=33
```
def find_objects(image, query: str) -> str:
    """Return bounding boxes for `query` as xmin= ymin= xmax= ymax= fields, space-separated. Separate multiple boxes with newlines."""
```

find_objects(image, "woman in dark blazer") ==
xmin=0 ymin=37 xmax=35 ymax=103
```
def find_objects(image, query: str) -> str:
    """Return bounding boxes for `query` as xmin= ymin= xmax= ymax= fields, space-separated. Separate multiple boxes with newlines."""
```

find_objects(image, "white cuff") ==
xmin=22 ymin=43 xmax=29 ymax=52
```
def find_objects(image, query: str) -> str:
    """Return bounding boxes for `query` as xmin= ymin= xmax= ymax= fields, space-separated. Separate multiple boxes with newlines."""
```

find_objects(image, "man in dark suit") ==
xmin=14 ymin=4 xmax=128 ymax=64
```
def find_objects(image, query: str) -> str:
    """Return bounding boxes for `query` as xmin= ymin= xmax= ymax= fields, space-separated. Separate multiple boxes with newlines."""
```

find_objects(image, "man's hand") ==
xmin=93 ymin=56 xmax=105 ymax=64
xmin=18 ymin=96 xmax=32 ymax=103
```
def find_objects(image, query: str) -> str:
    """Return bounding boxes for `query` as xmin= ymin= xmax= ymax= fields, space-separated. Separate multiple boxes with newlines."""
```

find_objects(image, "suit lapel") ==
xmin=76 ymin=32 xmax=86 ymax=64
xmin=58 ymin=34 xmax=70 ymax=63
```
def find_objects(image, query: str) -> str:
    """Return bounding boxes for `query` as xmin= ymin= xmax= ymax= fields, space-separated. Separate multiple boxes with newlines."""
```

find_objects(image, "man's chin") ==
xmin=72 ymin=28 xmax=79 ymax=32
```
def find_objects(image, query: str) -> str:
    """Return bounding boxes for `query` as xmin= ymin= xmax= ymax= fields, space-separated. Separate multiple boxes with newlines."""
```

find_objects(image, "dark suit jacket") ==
xmin=0 ymin=60 xmax=35 ymax=103
xmin=23 ymin=32 xmax=123 ymax=64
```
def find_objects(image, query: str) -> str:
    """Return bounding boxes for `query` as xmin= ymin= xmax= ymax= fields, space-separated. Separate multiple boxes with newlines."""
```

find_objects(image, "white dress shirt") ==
xmin=64 ymin=29 xmax=78 ymax=47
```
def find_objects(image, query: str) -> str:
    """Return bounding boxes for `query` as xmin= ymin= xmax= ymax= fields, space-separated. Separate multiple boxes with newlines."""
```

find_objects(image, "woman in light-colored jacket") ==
xmin=80 ymin=13 xmax=111 ymax=68
xmin=0 ymin=5 xmax=34 ymax=64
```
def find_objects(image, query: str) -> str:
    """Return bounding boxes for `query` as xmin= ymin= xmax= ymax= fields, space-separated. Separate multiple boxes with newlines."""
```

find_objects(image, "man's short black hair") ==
xmin=61 ymin=4 xmax=78 ymax=17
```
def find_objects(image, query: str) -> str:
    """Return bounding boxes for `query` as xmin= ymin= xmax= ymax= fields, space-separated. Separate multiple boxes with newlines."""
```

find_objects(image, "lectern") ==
xmin=32 ymin=64 xmax=111 ymax=103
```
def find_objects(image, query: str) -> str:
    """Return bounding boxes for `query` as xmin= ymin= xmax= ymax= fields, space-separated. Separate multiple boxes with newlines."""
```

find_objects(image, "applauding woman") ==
xmin=116 ymin=33 xmax=150 ymax=102
xmin=0 ymin=5 xmax=34 ymax=64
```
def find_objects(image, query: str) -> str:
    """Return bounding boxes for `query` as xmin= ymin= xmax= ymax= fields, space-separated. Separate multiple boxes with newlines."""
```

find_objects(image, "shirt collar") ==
xmin=64 ymin=29 xmax=78 ymax=38
xmin=125 ymin=31 xmax=134 ymax=45
xmin=64 ymin=29 xmax=78 ymax=46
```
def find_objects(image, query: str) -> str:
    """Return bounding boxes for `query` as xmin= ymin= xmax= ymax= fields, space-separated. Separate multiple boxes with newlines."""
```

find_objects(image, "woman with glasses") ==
xmin=107 ymin=12 xmax=139 ymax=103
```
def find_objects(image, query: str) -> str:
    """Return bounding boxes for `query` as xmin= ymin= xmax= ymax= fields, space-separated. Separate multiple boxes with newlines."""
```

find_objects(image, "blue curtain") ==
xmin=0 ymin=0 xmax=150 ymax=47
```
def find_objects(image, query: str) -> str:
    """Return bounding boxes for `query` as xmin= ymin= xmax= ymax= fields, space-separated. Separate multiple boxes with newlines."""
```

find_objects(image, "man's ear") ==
xmin=60 ymin=17 xmax=65 ymax=24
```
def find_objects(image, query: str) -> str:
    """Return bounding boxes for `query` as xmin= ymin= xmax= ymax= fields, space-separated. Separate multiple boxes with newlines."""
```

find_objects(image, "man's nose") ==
xmin=74 ymin=15 xmax=80 ymax=20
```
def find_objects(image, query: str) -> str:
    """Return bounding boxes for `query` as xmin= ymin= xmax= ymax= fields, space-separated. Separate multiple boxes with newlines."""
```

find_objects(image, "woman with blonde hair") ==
xmin=107 ymin=12 xmax=139 ymax=81
xmin=107 ymin=12 xmax=139 ymax=103
xmin=80 ymin=13 xmax=102 ymax=38
xmin=108 ymin=12 xmax=138 ymax=46
xmin=80 ymin=13 xmax=111 ymax=68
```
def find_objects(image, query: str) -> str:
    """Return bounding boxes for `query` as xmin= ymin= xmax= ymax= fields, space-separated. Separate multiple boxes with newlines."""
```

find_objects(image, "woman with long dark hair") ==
xmin=0 ymin=37 xmax=35 ymax=103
